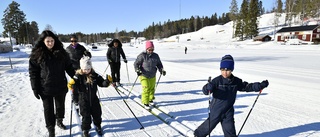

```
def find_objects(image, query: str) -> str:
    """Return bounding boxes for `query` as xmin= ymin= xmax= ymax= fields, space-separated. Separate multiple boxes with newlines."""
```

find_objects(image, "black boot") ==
xmin=47 ymin=127 xmax=55 ymax=137
xmin=82 ymin=130 xmax=90 ymax=137
xmin=56 ymin=118 xmax=67 ymax=130
xmin=95 ymin=125 xmax=103 ymax=135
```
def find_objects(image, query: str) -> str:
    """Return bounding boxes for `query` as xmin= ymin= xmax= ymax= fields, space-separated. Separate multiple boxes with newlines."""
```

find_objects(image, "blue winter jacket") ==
xmin=203 ymin=74 xmax=263 ymax=113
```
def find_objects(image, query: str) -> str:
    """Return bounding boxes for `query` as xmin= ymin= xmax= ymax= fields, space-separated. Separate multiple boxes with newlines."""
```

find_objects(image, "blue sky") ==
xmin=0 ymin=0 xmax=275 ymax=34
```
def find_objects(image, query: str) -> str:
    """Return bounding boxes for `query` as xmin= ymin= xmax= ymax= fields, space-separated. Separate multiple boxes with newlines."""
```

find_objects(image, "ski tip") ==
xmin=140 ymin=127 xmax=144 ymax=130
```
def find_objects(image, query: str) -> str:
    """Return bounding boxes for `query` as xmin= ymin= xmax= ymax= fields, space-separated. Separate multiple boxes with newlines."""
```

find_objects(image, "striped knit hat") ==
xmin=220 ymin=55 xmax=234 ymax=71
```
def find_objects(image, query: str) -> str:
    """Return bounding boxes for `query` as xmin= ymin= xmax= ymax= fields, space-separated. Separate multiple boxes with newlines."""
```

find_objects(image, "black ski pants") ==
xmin=110 ymin=62 xmax=121 ymax=83
xmin=194 ymin=107 xmax=236 ymax=137
xmin=41 ymin=93 xmax=66 ymax=128
xmin=79 ymin=92 xmax=102 ymax=130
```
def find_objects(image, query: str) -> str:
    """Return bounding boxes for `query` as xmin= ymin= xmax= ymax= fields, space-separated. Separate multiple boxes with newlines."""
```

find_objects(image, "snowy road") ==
xmin=1 ymin=40 xmax=320 ymax=137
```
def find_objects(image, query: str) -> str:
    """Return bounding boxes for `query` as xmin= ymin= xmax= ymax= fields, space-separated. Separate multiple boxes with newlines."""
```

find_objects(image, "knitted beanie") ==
xmin=220 ymin=55 xmax=234 ymax=71
xmin=80 ymin=56 xmax=92 ymax=69
xmin=145 ymin=41 xmax=154 ymax=49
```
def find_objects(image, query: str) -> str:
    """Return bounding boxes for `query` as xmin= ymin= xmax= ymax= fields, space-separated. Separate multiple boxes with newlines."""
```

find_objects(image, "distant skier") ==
xmin=185 ymin=46 xmax=187 ymax=54
xmin=106 ymin=39 xmax=127 ymax=86
xmin=68 ymin=56 xmax=112 ymax=137
xmin=194 ymin=54 xmax=269 ymax=137
xmin=134 ymin=41 xmax=166 ymax=110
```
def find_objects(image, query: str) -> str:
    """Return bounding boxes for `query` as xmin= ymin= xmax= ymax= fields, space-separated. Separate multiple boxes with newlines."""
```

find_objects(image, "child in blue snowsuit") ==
xmin=194 ymin=55 xmax=269 ymax=137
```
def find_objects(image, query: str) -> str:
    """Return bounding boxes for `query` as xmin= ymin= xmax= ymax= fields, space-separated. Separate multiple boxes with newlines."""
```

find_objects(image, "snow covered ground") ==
xmin=0 ymin=13 xmax=320 ymax=137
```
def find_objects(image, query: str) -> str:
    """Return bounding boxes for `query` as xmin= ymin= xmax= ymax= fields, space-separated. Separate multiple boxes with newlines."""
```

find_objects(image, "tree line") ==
xmin=229 ymin=0 xmax=320 ymax=41
xmin=1 ymin=1 xmax=231 ymax=44
xmin=1 ymin=1 xmax=319 ymax=44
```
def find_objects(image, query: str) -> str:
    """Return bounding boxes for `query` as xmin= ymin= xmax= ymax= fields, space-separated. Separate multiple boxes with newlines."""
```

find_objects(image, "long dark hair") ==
xmin=30 ymin=30 xmax=67 ymax=63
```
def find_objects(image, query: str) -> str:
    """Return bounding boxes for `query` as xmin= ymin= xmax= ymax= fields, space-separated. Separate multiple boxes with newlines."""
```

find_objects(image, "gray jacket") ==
xmin=134 ymin=52 xmax=163 ymax=78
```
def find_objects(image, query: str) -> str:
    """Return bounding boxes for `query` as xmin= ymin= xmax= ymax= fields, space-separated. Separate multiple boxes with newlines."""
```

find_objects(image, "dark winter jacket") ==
xmin=29 ymin=48 xmax=75 ymax=96
xmin=73 ymin=70 xmax=110 ymax=99
xmin=134 ymin=52 xmax=163 ymax=78
xmin=203 ymin=74 xmax=263 ymax=112
xmin=106 ymin=39 xmax=126 ymax=63
xmin=66 ymin=44 xmax=92 ymax=70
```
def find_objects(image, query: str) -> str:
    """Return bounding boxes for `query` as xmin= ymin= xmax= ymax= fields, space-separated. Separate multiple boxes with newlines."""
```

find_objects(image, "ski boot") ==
xmin=82 ymin=130 xmax=90 ymax=137
xmin=56 ymin=118 xmax=67 ymax=130
xmin=95 ymin=125 xmax=103 ymax=136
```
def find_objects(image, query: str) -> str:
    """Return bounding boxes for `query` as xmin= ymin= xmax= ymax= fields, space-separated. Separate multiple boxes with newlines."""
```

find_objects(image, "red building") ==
xmin=276 ymin=25 xmax=320 ymax=44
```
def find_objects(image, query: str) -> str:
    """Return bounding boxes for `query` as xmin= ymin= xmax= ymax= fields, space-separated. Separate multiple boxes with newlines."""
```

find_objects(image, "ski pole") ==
xmin=97 ymin=88 xmax=103 ymax=106
xmin=103 ymin=64 xmax=110 ymax=76
xmin=69 ymin=92 xmax=73 ymax=137
xmin=127 ymin=75 xmax=139 ymax=99
xmin=125 ymin=63 xmax=130 ymax=85
xmin=237 ymin=90 xmax=263 ymax=136
xmin=155 ymin=74 xmax=162 ymax=90
xmin=114 ymin=87 xmax=144 ymax=129
xmin=207 ymin=76 xmax=211 ymax=137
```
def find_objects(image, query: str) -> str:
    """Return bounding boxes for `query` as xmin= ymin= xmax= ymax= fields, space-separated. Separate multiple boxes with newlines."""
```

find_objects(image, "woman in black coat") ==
xmin=29 ymin=30 xmax=75 ymax=137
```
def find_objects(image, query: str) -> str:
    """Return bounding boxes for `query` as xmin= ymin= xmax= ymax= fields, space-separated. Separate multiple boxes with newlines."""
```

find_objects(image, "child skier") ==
xmin=194 ymin=54 xmax=269 ymax=137
xmin=134 ymin=41 xmax=166 ymax=110
xmin=68 ymin=56 xmax=112 ymax=137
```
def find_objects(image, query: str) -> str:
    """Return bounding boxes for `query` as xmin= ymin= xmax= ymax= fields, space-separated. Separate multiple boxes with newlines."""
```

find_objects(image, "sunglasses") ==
xmin=70 ymin=40 xmax=77 ymax=43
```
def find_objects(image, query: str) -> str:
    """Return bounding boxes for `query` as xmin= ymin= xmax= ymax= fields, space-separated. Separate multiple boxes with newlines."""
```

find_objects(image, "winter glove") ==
xmin=136 ymin=69 xmax=142 ymax=76
xmin=260 ymin=80 xmax=269 ymax=89
xmin=106 ymin=74 xmax=112 ymax=83
xmin=33 ymin=90 xmax=40 ymax=100
xmin=84 ymin=51 xmax=92 ymax=58
xmin=202 ymin=83 xmax=213 ymax=95
xmin=123 ymin=59 xmax=128 ymax=63
xmin=160 ymin=69 xmax=166 ymax=76
xmin=68 ymin=79 xmax=75 ymax=91
xmin=207 ymin=77 xmax=212 ymax=93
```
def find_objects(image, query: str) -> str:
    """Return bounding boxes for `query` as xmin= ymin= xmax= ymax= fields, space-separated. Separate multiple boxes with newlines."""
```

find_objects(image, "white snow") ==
xmin=0 ymin=13 xmax=320 ymax=137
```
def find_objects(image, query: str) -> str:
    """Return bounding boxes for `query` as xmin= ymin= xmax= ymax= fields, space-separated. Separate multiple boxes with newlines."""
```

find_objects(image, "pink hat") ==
xmin=145 ymin=41 xmax=154 ymax=49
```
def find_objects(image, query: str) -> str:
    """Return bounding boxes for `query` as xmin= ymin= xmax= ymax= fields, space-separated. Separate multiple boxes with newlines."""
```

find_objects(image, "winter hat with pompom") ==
xmin=220 ymin=55 xmax=234 ymax=71
xmin=80 ymin=56 xmax=92 ymax=69
xmin=145 ymin=41 xmax=154 ymax=49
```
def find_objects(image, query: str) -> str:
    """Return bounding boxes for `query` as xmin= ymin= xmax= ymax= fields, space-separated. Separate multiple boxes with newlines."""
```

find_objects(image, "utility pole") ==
xmin=201 ymin=17 xmax=204 ymax=39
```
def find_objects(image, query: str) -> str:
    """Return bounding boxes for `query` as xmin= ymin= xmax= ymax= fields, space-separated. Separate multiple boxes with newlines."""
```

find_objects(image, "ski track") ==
xmin=1 ymin=44 xmax=320 ymax=137
xmin=96 ymin=69 xmax=183 ymax=137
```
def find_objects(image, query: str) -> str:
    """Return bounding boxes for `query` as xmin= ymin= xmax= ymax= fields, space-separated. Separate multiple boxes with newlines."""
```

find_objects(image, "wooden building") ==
xmin=276 ymin=25 xmax=320 ymax=44
xmin=253 ymin=35 xmax=272 ymax=42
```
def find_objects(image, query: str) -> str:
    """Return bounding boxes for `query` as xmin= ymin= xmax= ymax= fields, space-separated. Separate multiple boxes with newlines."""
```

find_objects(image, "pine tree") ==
xmin=29 ymin=21 xmax=39 ymax=45
xmin=285 ymin=0 xmax=295 ymax=26
xmin=235 ymin=18 xmax=243 ymax=40
xmin=277 ymin=0 xmax=283 ymax=13
xmin=238 ymin=0 xmax=249 ymax=40
xmin=258 ymin=1 xmax=264 ymax=16
xmin=229 ymin=0 xmax=239 ymax=38
xmin=1 ymin=1 xmax=26 ymax=44
xmin=248 ymin=0 xmax=259 ymax=38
